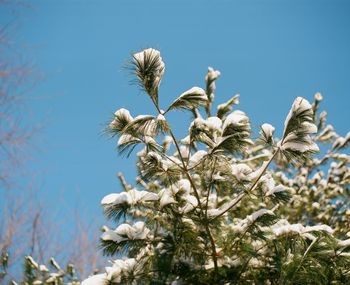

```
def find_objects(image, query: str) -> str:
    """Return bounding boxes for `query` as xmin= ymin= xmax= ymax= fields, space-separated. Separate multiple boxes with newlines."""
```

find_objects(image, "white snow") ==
xmin=281 ymin=140 xmax=319 ymax=153
xmin=114 ymin=108 xmax=133 ymax=120
xmin=283 ymin=97 xmax=313 ymax=134
xmin=205 ymin=67 xmax=221 ymax=82
xmin=261 ymin=123 xmax=275 ymax=139
xmin=281 ymin=132 xmax=319 ymax=153
xmin=128 ymin=189 xmax=158 ymax=203
xmin=158 ymin=180 xmax=198 ymax=213
xmin=230 ymin=209 xmax=274 ymax=233
xmin=189 ymin=150 xmax=207 ymax=167
xmin=304 ymin=225 xmax=333 ymax=234
xmin=174 ymin=145 xmax=189 ymax=158
xmin=310 ymin=171 xmax=323 ymax=184
xmin=231 ymin=163 xmax=252 ymax=182
xmin=106 ymin=258 xmax=137 ymax=281
xmin=207 ymin=192 xmax=245 ymax=218
xmin=292 ymin=96 xmax=312 ymax=115
xmin=217 ymin=95 xmax=240 ymax=114
xmin=162 ymin=156 xmax=182 ymax=170
xmin=242 ymin=152 xmax=269 ymax=162
xmin=281 ymin=96 xmax=319 ymax=153
xmin=50 ymin=258 xmax=61 ymax=270
xmin=345 ymin=131 xmax=350 ymax=142
xmin=118 ymin=134 xmax=138 ymax=146
xmin=157 ymin=114 xmax=166 ymax=121
xmin=179 ymin=195 xmax=198 ymax=214
xmin=101 ymin=189 xmax=158 ymax=207
xmin=332 ymin=136 xmax=346 ymax=149
xmin=248 ymin=209 xmax=274 ymax=223
xmin=260 ymin=175 xmax=275 ymax=194
xmin=133 ymin=48 xmax=164 ymax=71
xmin=126 ymin=115 xmax=157 ymax=135
xmin=101 ymin=228 xmax=123 ymax=243
xmin=133 ymin=114 xmax=151 ymax=121
xmin=110 ymin=109 xmax=133 ymax=129
xmin=317 ymin=125 xmax=336 ymax=141
xmin=222 ymin=110 xmax=249 ymax=130
xmin=39 ymin=264 xmax=49 ymax=272
xmin=101 ymin=221 xmax=150 ymax=242
xmin=114 ymin=223 xmax=136 ymax=237
xmin=130 ymin=221 xmax=150 ymax=240
xmin=314 ymin=92 xmax=323 ymax=101
xmin=190 ymin=117 xmax=206 ymax=130
xmin=82 ymin=257 xmax=142 ymax=285
xmin=81 ymin=273 xmax=107 ymax=285
xmin=312 ymin=202 xmax=320 ymax=209
xmin=338 ymin=239 xmax=350 ymax=247
xmin=301 ymin=121 xmax=318 ymax=133
xmin=265 ymin=184 xmax=288 ymax=196
xmin=26 ymin=256 xmax=39 ymax=269
xmin=272 ymin=223 xmax=305 ymax=236
xmin=162 ymin=156 xmax=181 ymax=171
xmin=270 ymin=221 xmax=334 ymax=237
xmin=182 ymin=217 xmax=196 ymax=229
xmin=206 ymin=116 xmax=222 ymax=131
xmin=179 ymin=87 xmax=207 ymax=100
xmin=158 ymin=188 xmax=177 ymax=208
xmin=101 ymin=192 xmax=131 ymax=206
xmin=136 ymin=147 xmax=147 ymax=158
xmin=247 ymin=161 xmax=269 ymax=181
xmin=302 ymin=233 xmax=317 ymax=241
xmin=180 ymin=135 xmax=191 ymax=145
xmin=176 ymin=179 xmax=191 ymax=194
xmin=144 ymin=136 xmax=156 ymax=144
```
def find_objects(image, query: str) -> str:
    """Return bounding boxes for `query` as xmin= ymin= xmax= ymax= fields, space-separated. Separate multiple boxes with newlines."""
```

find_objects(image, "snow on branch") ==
xmin=279 ymin=97 xmax=319 ymax=162
xmin=79 ymin=49 xmax=350 ymax=284
xmin=166 ymin=87 xmax=207 ymax=112
xmin=132 ymin=48 xmax=165 ymax=105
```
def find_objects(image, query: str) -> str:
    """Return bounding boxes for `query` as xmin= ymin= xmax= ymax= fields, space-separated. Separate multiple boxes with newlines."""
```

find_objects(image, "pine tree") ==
xmin=82 ymin=48 xmax=350 ymax=285
xmin=1 ymin=254 xmax=80 ymax=285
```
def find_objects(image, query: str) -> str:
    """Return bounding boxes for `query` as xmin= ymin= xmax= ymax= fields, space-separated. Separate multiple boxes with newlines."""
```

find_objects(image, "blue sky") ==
xmin=3 ymin=0 xmax=350 ymax=229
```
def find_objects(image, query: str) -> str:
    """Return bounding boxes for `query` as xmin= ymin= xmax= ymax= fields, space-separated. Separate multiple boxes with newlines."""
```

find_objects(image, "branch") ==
xmin=210 ymin=148 xmax=279 ymax=220
xmin=150 ymin=97 xmax=219 ymax=274
xmin=117 ymin=172 xmax=131 ymax=191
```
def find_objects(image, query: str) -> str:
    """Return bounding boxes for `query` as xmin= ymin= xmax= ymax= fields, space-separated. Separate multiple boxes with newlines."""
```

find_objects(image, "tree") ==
xmin=1 ymin=255 xmax=81 ymax=285
xmin=82 ymin=48 xmax=349 ymax=284
xmin=0 ymin=3 xmax=103 ymax=282
xmin=0 ymin=3 xmax=43 ymax=282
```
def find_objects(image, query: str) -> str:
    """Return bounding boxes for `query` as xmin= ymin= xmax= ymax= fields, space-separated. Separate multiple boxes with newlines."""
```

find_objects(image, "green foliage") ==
xmin=1 ymin=255 xmax=81 ymax=285
xmin=81 ymin=48 xmax=350 ymax=285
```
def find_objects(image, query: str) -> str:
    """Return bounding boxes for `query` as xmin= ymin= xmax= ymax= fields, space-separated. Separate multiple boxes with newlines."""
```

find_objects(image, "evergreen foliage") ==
xmin=83 ymin=48 xmax=349 ymax=284
xmin=1 ymin=254 xmax=81 ymax=285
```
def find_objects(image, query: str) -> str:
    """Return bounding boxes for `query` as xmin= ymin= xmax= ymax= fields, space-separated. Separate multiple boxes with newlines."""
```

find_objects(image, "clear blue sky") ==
xmin=4 ymin=0 xmax=350 ymax=228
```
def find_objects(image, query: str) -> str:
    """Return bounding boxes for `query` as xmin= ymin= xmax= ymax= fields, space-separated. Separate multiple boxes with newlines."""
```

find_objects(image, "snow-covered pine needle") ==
xmin=132 ymin=48 xmax=165 ymax=105
xmin=166 ymin=87 xmax=207 ymax=112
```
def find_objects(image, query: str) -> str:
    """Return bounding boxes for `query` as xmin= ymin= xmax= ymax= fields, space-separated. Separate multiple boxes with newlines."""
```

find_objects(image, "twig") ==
xmin=211 ymin=149 xmax=279 ymax=220
xmin=151 ymin=98 xmax=219 ymax=274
